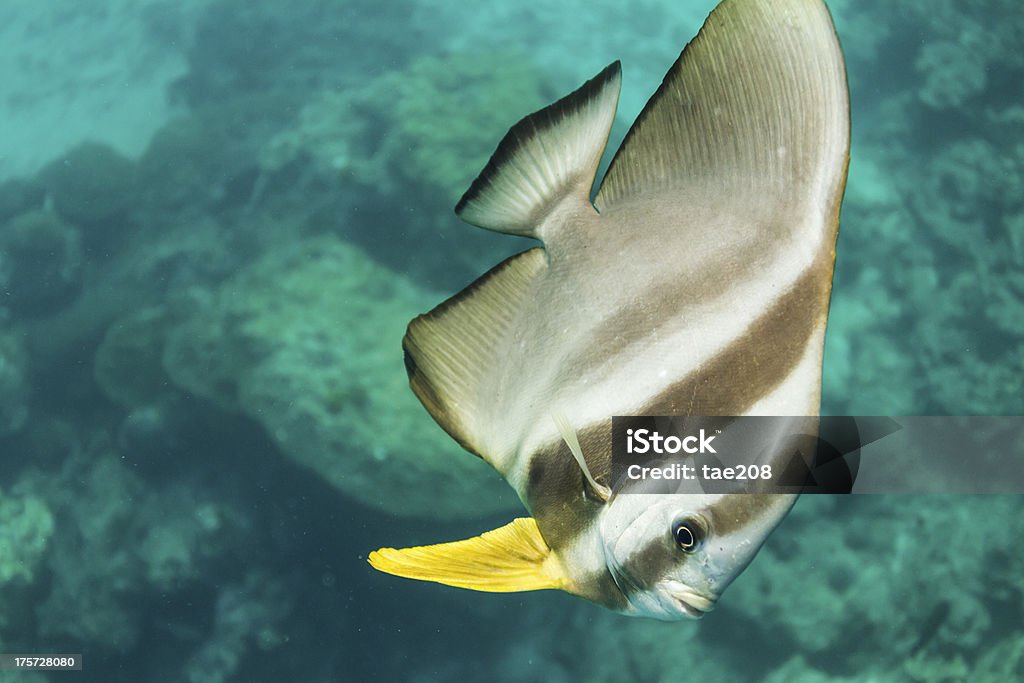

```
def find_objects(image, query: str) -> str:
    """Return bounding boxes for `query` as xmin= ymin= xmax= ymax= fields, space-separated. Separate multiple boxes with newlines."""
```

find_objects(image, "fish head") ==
xmin=598 ymin=492 xmax=794 ymax=620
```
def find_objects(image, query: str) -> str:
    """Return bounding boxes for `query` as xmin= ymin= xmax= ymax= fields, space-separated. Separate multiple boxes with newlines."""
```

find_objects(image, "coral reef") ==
xmin=95 ymin=305 xmax=185 ymax=408
xmin=0 ymin=332 xmax=29 ymax=437
xmin=137 ymin=105 xmax=284 ymax=219
xmin=820 ymin=0 xmax=1024 ymax=417
xmin=727 ymin=495 xmax=1024 ymax=676
xmin=0 ymin=0 xmax=1021 ymax=681
xmin=0 ymin=178 xmax=46 ymax=224
xmin=0 ymin=210 xmax=83 ymax=318
xmin=262 ymin=53 xmax=547 ymax=207
xmin=0 ymin=672 xmax=49 ymax=683
xmin=21 ymin=214 xmax=234 ymax=379
xmin=160 ymin=235 xmax=515 ymax=519
xmin=175 ymin=0 xmax=412 ymax=106
xmin=0 ymin=489 xmax=54 ymax=656
xmin=28 ymin=452 xmax=162 ymax=650
xmin=7 ymin=442 xmax=254 ymax=654
xmin=39 ymin=142 xmax=139 ymax=231
xmin=0 ymin=414 xmax=329 ymax=681
xmin=260 ymin=52 xmax=547 ymax=285
xmin=904 ymin=0 xmax=1022 ymax=111
xmin=0 ymin=489 xmax=54 ymax=587
xmin=182 ymin=572 xmax=292 ymax=683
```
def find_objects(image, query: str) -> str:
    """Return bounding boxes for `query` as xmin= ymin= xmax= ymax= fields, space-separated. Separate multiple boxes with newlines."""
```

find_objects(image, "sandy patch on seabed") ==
xmin=0 ymin=0 xmax=208 ymax=182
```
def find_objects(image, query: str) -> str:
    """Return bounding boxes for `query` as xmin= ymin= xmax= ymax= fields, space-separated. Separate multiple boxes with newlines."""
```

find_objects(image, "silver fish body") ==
xmin=370 ymin=0 xmax=849 ymax=620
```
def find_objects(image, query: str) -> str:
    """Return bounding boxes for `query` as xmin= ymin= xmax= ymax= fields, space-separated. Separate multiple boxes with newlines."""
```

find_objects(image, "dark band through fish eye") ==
xmin=672 ymin=518 xmax=703 ymax=552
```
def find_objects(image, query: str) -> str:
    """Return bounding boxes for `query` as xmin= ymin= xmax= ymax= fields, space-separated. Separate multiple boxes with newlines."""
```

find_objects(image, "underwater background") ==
xmin=0 ymin=0 xmax=1021 ymax=680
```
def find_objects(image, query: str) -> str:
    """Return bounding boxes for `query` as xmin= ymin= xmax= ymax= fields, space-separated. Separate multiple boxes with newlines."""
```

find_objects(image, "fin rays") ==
xmin=368 ymin=518 xmax=569 ymax=593
xmin=456 ymin=61 xmax=621 ymax=239
xmin=595 ymin=0 xmax=849 ymax=220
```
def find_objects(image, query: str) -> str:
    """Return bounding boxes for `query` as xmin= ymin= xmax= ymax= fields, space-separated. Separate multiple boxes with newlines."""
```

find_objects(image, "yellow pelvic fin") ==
xmin=368 ymin=518 xmax=570 ymax=593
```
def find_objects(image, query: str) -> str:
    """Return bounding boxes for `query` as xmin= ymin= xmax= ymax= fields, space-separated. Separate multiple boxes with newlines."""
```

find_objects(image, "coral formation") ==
xmin=0 ymin=209 xmax=83 ymax=318
xmin=0 ymin=333 xmax=29 ymax=437
xmin=175 ymin=0 xmax=414 ymax=108
xmin=0 ymin=488 xmax=53 ymax=642
xmin=22 ymin=214 xmax=234 ymax=378
xmin=12 ymin=444 xmax=254 ymax=653
xmin=137 ymin=107 xmax=282 ymax=218
xmin=0 ymin=178 xmax=46 ymax=224
xmin=182 ymin=572 xmax=292 ymax=683
xmin=821 ymin=0 xmax=1024 ymax=417
xmin=39 ymin=141 xmax=139 ymax=230
xmin=903 ymin=0 xmax=1023 ymax=111
xmin=1 ymin=0 xmax=1021 ymax=680
xmin=0 ymin=490 xmax=54 ymax=587
xmin=160 ymin=236 xmax=516 ymax=519
xmin=95 ymin=305 xmax=184 ymax=408
xmin=29 ymin=452 xmax=152 ymax=650
xmin=727 ymin=495 xmax=1023 ymax=675
xmin=260 ymin=52 xmax=547 ymax=284
xmin=262 ymin=53 xmax=547 ymax=207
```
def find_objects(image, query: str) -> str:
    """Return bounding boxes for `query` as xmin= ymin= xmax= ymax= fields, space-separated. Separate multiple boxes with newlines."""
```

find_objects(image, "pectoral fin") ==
xmin=368 ymin=518 xmax=570 ymax=592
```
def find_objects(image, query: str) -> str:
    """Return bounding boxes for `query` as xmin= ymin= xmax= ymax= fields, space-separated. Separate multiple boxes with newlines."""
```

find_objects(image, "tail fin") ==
xmin=455 ymin=62 xmax=621 ymax=239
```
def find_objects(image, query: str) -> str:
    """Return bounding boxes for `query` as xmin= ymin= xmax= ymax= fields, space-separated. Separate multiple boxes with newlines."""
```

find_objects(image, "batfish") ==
xmin=369 ymin=0 xmax=849 ymax=620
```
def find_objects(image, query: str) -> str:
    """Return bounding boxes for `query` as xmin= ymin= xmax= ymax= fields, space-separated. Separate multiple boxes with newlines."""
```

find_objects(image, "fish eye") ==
xmin=672 ymin=518 xmax=704 ymax=553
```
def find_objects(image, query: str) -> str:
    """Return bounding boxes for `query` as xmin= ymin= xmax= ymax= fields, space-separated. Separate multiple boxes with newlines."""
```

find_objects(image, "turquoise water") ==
xmin=0 ymin=0 xmax=1021 ymax=681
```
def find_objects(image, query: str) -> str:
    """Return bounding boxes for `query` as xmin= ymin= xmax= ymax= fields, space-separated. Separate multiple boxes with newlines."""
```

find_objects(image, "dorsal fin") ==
xmin=455 ymin=61 xmax=621 ymax=239
xmin=594 ymin=0 xmax=849 ymax=221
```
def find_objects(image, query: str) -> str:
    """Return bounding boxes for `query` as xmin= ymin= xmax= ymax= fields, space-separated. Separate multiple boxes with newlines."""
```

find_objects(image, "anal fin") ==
xmin=403 ymin=247 xmax=546 ymax=465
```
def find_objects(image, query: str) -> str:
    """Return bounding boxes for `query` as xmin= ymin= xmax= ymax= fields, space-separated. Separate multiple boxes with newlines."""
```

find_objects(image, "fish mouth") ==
xmin=673 ymin=590 xmax=716 ymax=618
